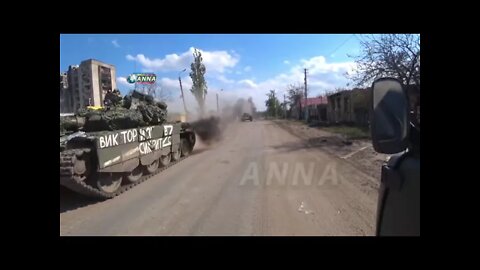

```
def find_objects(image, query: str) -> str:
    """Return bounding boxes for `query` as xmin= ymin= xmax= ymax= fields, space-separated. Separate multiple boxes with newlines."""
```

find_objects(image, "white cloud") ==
xmin=238 ymin=79 xmax=258 ymax=89
xmin=217 ymin=75 xmax=235 ymax=84
xmin=212 ymin=56 xmax=356 ymax=111
xmin=117 ymin=77 xmax=130 ymax=87
xmin=283 ymin=60 xmax=290 ymax=65
xmin=121 ymin=54 xmax=356 ymax=113
xmin=112 ymin=40 xmax=120 ymax=48
xmin=159 ymin=77 xmax=183 ymax=89
xmin=125 ymin=47 xmax=239 ymax=73
xmin=297 ymin=56 xmax=355 ymax=74
xmin=244 ymin=66 xmax=252 ymax=72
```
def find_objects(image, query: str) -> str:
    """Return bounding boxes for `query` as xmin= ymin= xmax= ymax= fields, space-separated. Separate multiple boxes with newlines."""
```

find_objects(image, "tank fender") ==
xmin=140 ymin=151 xmax=161 ymax=166
xmin=99 ymin=158 xmax=139 ymax=173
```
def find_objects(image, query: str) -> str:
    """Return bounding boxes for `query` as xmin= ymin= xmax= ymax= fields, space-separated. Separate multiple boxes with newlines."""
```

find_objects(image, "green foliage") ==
xmin=189 ymin=49 xmax=208 ymax=116
xmin=265 ymin=90 xmax=283 ymax=118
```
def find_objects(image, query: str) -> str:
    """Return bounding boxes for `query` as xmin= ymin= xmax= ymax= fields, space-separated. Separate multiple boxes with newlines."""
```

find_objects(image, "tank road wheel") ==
xmin=96 ymin=173 xmax=123 ymax=194
xmin=171 ymin=147 xmax=181 ymax=161
xmin=180 ymin=138 xmax=191 ymax=157
xmin=159 ymin=153 xmax=171 ymax=167
xmin=146 ymin=159 xmax=159 ymax=174
xmin=73 ymin=149 xmax=91 ymax=176
xmin=125 ymin=166 xmax=143 ymax=183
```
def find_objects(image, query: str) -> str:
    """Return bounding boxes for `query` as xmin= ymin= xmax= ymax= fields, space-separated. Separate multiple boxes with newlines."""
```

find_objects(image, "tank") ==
xmin=60 ymin=90 xmax=196 ymax=199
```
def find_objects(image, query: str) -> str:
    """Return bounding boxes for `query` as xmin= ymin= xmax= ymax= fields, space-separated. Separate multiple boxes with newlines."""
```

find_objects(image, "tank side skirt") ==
xmin=96 ymin=123 xmax=181 ymax=170
xmin=60 ymin=147 xmax=191 ymax=199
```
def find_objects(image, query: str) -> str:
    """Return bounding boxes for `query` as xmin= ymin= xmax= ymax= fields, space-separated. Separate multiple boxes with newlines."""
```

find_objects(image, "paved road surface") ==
xmin=60 ymin=120 xmax=378 ymax=236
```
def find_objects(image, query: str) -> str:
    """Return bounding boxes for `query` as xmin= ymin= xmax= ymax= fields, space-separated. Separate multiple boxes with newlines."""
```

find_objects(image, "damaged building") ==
xmin=60 ymin=59 xmax=117 ymax=113
xmin=326 ymin=85 xmax=419 ymax=127
xmin=327 ymin=88 xmax=371 ymax=126
xmin=290 ymin=96 xmax=328 ymax=122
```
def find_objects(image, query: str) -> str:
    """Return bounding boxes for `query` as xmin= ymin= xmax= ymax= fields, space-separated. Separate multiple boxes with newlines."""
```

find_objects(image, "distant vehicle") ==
xmin=370 ymin=78 xmax=420 ymax=236
xmin=241 ymin=113 xmax=253 ymax=121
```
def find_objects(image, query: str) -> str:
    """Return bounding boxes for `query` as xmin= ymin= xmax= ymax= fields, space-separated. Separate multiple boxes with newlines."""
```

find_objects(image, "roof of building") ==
xmin=327 ymin=90 xmax=349 ymax=98
xmin=300 ymin=96 xmax=328 ymax=107
xmin=81 ymin=59 xmax=115 ymax=68
xmin=327 ymin=87 xmax=371 ymax=98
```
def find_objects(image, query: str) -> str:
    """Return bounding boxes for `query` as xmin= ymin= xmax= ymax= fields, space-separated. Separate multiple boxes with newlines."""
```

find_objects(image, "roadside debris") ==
xmin=297 ymin=201 xmax=314 ymax=215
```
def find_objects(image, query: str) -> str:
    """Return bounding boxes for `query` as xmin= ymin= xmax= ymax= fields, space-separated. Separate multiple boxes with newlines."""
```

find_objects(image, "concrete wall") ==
xmin=327 ymin=92 xmax=354 ymax=123
xmin=79 ymin=62 xmax=92 ymax=107
xmin=327 ymin=88 xmax=370 ymax=125
xmin=90 ymin=62 xmax=101 ymax=106
xmin=67 ymin=65 xmax=81 ymax=112
xmin=60 ymin=73 xmax=71 ymax=113
xmin=63 ymin=60 xmax=117 ymax=111
xmin=306 ymin=104 xmax=327 ymax=121
xmin=79 ymin=59 xmax=117 ymax=107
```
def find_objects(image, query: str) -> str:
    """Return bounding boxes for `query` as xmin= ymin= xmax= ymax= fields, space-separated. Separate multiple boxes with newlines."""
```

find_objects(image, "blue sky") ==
xmin=60 ymin=34 xmax=363 ymax=112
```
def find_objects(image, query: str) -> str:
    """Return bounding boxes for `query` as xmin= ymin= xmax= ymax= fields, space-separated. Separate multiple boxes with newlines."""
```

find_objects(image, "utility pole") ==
xmin=216 ymin=92 xmax=219 ymax=113
xmin=283 ymin=94 xmax=286 ymax=119
xmin=273 ymin=90 xmax=277 ymax=119
xmin=304 ymin=68 xmax=308 ymax=122
xmin=178 ymin=69 xmax=188 ymax=115
xmin=134 ymin=62 xmax=137 ymax=91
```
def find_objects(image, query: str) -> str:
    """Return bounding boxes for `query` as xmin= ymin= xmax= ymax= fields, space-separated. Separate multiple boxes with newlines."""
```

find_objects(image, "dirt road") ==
xmin=60 ymin=120 xmax=379 ymax=236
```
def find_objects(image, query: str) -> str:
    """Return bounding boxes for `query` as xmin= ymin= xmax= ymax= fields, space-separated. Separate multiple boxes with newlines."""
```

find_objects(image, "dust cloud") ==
xmin=189 ymin=97 xmax=257 ymax=145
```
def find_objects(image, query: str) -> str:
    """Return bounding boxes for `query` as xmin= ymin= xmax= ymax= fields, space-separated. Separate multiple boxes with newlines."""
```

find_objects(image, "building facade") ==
xmin=60 ymin=59 xmax=117 ymax=113
xmin=327 ymin=88 xmax=370 ymax=126
xmin=291 ymin=97 xmax=328 ymax=121
xmin=60 ymin=72 xmax=70 ymax=113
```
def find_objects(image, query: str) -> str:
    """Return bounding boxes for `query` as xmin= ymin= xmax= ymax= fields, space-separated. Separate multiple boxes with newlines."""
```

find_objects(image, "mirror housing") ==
xmin=371 ymin=78 xmax=409 ymax=154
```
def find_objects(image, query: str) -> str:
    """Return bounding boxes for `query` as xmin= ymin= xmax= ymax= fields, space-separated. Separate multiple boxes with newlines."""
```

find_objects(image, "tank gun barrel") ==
xmin=60 ymin=115 xmax=86 ymax=132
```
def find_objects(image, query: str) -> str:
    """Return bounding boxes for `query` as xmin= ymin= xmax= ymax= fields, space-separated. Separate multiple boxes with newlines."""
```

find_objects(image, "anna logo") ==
xmin=127 ymin=74 xmax=137 ymax=83
xmin=127 ymin=73 xmax=156 ymax=84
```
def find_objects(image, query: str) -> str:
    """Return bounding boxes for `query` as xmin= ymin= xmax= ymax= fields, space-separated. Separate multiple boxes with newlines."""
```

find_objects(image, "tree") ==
xmin=286 ymin=83 xmax=304 ymax=120
xmin=189 ymin=49 xmax=208 ymax=117
xmin=280 ymin=100 xmax=288 ymax=118
xmin=347 ymin=34 xmax=420 ymax=87
xmin=265 ymin=90 xmax=281 ymax=118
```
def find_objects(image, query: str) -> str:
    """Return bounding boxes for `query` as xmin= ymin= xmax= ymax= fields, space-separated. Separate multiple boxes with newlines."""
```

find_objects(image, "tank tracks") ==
xmin=60 ymin=148 xmax=190 ymax=199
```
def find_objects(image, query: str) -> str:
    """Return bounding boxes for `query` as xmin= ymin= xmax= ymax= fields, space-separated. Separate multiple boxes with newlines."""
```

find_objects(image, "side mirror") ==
xmin=371 ymin=78 xmax=409 ymax=154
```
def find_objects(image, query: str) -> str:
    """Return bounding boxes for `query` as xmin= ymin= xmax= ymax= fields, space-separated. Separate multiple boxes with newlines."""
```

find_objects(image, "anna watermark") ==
xmin=127 ymin=73 xmax=157 ymax=84
xmin=239 ymin=161 xmax=340 ymax=187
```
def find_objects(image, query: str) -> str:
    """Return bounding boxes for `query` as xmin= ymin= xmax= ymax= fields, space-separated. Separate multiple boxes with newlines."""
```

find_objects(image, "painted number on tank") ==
xmin=163 ymin=136 xmax=172 ymax=147
xmin=164 ymin=125 xmax=173 ymax=136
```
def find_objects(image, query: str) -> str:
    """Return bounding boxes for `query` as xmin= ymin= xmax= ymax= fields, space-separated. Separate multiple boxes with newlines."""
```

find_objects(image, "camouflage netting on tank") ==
xmin=82 ymin=107 xmax=144 ymax=131
xmin=127 ymin=90 xmax=168 ymax=127
xmin=137 ymin=103 xmax=167 ymax=125
xmin=67 ymin=91 xmax=169 ymax=132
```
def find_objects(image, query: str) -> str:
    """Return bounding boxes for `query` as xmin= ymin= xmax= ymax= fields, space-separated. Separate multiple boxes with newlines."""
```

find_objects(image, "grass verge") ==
xmin=322 ymin=125 xmax=370 ymax=140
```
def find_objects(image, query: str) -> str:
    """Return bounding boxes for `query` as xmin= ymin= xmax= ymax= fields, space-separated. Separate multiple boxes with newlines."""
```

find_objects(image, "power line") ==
xmin=354 ymin=34 xmax=371 ymax=44
xmin=329 ymin=34 xmax=354 ymax=56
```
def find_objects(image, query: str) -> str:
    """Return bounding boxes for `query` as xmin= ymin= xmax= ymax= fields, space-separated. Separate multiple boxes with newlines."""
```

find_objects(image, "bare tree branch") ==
xmin=348 ymin=34 xmax=420 ymax=87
